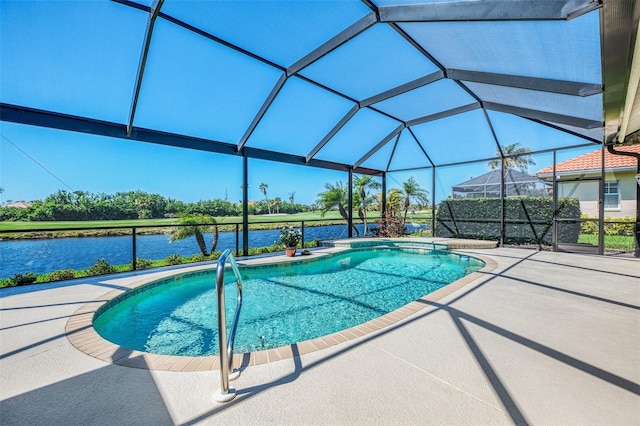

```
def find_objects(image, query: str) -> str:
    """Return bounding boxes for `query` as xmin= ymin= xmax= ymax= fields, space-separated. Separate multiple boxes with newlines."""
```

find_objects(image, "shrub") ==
xmin=191 ymin=251 xmax=223 ymax=262
xmin=248 ymin=244 xmax=281 ymax=255
xmin=88 ymin=259 xmax=116 ymax=276
xmin=49 ymin=269 xmax=76 ymax=281
xmin=605 ymin=218 xmax=635 ymax=236
xmin=303 ymin=239 xmax=320 ymax=249
xmin=580 ymin=216 xmax=635 ymax=236
xmin=6 ymin=272 xmax=37 ymax=286
xmin=132 ymin=258 xmax=153 ymax=270
xmin=375 ymin=213 xmax=407 ymax=237
xmin=189 ymin=254 xmax=206 ymax=263
xmin=581 ymin=215 xmax=598 ymax=235
xmin=164 ymin=254 xmax=183 ymax=265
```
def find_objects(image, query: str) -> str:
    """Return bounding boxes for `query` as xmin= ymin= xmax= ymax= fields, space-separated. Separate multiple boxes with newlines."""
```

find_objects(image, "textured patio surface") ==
xmin=1 ymin=246 xmax=639 ymax=425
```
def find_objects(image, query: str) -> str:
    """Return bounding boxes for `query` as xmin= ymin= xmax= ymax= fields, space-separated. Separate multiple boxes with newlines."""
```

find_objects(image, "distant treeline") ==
xmin=0 ymin=190 xmax=310 ymax=221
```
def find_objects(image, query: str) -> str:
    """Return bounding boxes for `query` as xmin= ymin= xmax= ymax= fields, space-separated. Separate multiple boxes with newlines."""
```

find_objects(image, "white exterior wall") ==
xmin=557 ymin=179 xmax=599 ymax=216
xmin=609 ymin=170 xmax=637 ymax=218
xmin=555 ymin=170 xmax=637 ymax=219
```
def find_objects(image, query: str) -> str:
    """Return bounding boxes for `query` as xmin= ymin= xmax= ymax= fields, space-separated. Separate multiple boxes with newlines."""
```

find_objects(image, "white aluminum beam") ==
xmin=601 ymin=0 xmax=640 ymax=143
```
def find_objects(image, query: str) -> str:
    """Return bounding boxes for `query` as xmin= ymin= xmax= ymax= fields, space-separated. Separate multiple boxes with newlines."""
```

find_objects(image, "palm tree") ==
xmin=399 ymin=176 xmax=429 ymax=223
xmin=273 ymin=197 xmax=282 ymax=214
xmin=385 ymin=188 xmax=404 ymax=217
xmin=316 ymin=181 xmax=359 ymax=236
xmin=169 ymin=213 xmax=219 ymax=256
xmin=288 ymin=192 xmax=295 ymax=204
xmin=488 ymin=143 xmax=535 ymax=175
xmin=259 ymin=183 xmax=271 ymax=214
xmin=353 ymin=175 xmax=381 ymax=235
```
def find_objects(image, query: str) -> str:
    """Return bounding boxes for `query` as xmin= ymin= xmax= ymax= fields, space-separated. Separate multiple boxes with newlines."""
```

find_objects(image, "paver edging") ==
xmin=65 ymin=249 xmax=497 ymax=372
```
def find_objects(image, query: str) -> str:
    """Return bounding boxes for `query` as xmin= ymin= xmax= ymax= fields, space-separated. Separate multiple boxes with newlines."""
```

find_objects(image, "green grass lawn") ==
xmin=0 ymin=211 xmax=434 ymax=231
xmin=578 ymin=234 xmax=636 ymax=251
xmin=0 ymin=211 xmax=399 ymax=232
xmin=215 ymin=211 xmax=348 ymax=224
xmin=0 ymin=218 xmax=180 ymax=231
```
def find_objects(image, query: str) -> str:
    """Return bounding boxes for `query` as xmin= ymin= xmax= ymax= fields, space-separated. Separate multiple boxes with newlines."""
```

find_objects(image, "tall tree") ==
xmin=259 ymin=182 xmax=271 ymax=214
xmin=353 ymin=175 xmax=381 ymax=235
xmin=399 ymin=176 xmax=429 ymax=223
xmin=385 ymin=188 xmax=404 ymax=217
xmin=288 ymin=192 xmax=295 ymax=204
xmin=316 ymin=181 xmax=359 ymax=236
xmin=273 ymin=197 xmax=282 ymax=214
xmin=488 ymin=143 xmax=535 ymax=175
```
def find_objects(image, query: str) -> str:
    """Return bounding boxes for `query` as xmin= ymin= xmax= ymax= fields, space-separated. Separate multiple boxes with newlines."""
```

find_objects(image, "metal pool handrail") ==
xmin=214 ymin=249 xmax=243 ymax=403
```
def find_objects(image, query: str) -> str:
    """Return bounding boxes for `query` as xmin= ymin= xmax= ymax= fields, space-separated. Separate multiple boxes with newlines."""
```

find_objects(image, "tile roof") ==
xmin=4 ymin=201 xmax=32 ymax=208
xmin=538 ymin=144 xmax=640 ymax=174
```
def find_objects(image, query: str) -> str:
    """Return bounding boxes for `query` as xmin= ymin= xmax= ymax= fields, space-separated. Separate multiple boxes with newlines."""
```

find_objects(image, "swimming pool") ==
xmin=93 ymin=248 xmax=483 ymax=357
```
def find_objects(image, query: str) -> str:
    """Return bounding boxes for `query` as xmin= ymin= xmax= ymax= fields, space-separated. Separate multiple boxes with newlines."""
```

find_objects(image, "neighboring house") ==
xmin=537 ymin=145 xmax=639 ymax=218
xmin=452 ymin=169 xmax=550 ymax=199
xmin=3 ymin=201 xmax=32 ymax=208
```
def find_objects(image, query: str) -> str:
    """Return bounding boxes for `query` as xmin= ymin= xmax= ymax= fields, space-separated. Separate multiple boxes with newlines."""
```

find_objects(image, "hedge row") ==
xmin=580 ymin=215 xmax=636 ymax=236
xmin=435 ymin=197 xmax=581 ymax=245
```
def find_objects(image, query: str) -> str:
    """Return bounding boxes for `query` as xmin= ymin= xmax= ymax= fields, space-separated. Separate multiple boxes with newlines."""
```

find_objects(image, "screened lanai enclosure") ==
xmin=452 ymin=170 xmax=550 ymax=199
xmin=1 ymin=0 xmax=639 ymax=256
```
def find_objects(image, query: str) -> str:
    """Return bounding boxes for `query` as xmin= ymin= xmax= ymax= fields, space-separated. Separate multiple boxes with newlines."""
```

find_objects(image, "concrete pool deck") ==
xmin=1 ymin=245 xmax=639 ymax=425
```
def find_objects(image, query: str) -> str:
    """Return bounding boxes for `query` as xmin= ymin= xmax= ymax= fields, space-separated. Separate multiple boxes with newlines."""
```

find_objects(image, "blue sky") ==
xmin=0 ymin=0 xmax=602 ymax=207
xmin=0 ymin=121 xmax=352 ymax=206
xmin=0 ymin=120 xmax=597 ymax=207
xmin=0 ymin=119 xmax=439 ymax=205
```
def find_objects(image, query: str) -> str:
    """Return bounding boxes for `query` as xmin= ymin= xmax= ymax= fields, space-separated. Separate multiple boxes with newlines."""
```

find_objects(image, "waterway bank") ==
xmin=0 ymin=219 xmax=351 ymax=240
xmin=0 ymin=224 xmax=383 ymax=279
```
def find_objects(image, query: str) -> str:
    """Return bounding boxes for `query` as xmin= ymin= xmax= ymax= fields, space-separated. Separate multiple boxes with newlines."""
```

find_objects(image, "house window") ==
xmin=604 ymin=180 xmax=620 ymax=209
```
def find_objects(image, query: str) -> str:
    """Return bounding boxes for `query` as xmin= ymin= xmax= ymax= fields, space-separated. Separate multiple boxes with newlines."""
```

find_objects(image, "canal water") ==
xmin=0 ymin=224 xmax=371 ymax=279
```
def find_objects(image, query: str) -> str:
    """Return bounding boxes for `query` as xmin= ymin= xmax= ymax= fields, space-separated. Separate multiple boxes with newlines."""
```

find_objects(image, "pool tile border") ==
xmin=66 ymin=247 xmax=497 ymax=372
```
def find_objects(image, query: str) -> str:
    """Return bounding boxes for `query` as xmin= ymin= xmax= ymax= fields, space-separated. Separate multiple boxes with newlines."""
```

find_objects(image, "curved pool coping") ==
xmin=66 ymin=246 xmax=498 ymax=372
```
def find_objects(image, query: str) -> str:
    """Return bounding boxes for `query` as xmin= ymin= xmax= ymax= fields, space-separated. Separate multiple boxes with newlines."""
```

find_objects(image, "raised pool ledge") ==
xmin=321 ymin=237 xmax=498 ymax=250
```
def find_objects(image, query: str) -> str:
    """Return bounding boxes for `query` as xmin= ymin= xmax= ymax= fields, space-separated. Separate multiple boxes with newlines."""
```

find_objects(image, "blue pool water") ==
xmin=93 ymin=248 xmax=483 ymax=356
